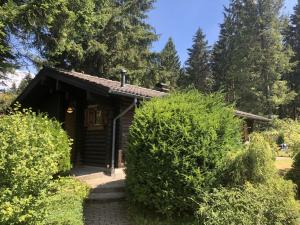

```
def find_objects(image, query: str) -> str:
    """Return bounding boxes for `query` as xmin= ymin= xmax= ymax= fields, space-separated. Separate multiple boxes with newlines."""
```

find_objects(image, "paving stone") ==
xmin=84 ymin=202 xmax=130 ymax=225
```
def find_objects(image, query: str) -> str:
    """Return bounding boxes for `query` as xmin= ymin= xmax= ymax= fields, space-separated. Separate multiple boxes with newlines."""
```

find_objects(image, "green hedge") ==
xmin=222 ymin=133 xmax=276 ymax=186
xmin=197 ymin=179 xmax=299 ymax=225
xmin=287 ymin=152 xmax=300 ymax=197
xmin=126 ymin=91 xmax=242 ymax=216
xmin=0 ymin=107 xmax=74 ymax=224
xmin=44 ymin=177 xmax=89 ymax=225
xmin=0 ymin=108 xmax=71 ymax=192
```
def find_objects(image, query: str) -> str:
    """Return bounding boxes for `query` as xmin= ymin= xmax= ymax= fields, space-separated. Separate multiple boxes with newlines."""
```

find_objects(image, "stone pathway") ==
xmin=84 ymin=201 xmax=130 ymax=225
xmin=71 ymin=167 xmax=130 ymax=225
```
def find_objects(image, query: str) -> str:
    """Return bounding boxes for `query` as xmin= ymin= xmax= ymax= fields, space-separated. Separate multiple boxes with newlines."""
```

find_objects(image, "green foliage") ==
xmin=43 ymin=177 xmax=89 ymax=225
xmin=0 ymin=107 xmax=72 ymax=224
xmin=0 ymin=1 xmax=17 ymax=72
xmin=158 ymin=38 xmax=182 ymax=89
xmin=287 ymin=152 xmax=300 ymax=197
xmin=7 ymin=0 xmax=157 ymax=85
xmin=126 ymin=91 xmax=242 ymax=216
xmin=180 ymin=28 xmax=212 ymax=92
xmin=0 ymin=177 xmax=89 ymax=225
xmin=197 ymin=179 xmax=299 ymax=225
xmin=0 ymin=92 xmax=15 ymax=112
xmin=0 ymin=188 xmax=47 ymax=224
xmin=129 ymin=205 xmax=197 ymax=225
xmin=17 ymin=74 xmax=32 ymax=94
xmin=262 ymin=119 xmax=300 ymax=156
xmin=212 ymin=0 xmax=294 ymax=115
xmin=284 ymin=0 xmax=300 ymax=119
xmin=222 ymin=133 xmax=277 ymax=186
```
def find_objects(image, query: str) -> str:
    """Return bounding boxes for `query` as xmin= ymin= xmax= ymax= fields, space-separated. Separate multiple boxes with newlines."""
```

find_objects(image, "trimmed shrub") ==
xmin=222 ymin=133 xmax=277 ymax=186
xmin=43 ymin=177 xmax=89 ymax=225
xmin=286 ymin=152 xmax=300 ymax=197
xmin=197 ymin=179 xmax=300 ymax=225
xmin=0 ymin=177 xmax=89 ymax=225
xmin=0 ymin=188 xmax=47 ymax=224
xmin=126 ymin=91 xmax=242 ymax=216
xmin=0 ymin=107 xmax=72 ymax=224
xmin=0 ymin=107 xmax=71 ymax=192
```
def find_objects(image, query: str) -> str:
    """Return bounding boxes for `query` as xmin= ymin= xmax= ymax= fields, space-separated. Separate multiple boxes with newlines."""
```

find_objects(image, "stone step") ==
xmin=91 ymin=186 xmax=125 ymax=193
xmin=87 ymin=192 xmax=126 ymax=203
xmin=75 ymin=172 xmax=106 ymax=181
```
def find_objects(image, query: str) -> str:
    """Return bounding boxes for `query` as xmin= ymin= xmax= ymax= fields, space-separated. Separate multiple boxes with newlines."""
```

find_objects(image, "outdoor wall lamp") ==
xmin=67 ymin=102 xmax=75 ymax=114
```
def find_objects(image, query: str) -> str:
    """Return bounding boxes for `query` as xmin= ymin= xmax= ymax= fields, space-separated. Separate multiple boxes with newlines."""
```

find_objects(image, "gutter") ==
xmin=111 ymin=97 xmax=138 ymax=175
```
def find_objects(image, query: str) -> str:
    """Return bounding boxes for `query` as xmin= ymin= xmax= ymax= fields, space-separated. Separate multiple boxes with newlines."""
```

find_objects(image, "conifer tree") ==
xmin=212 ymin=0 xmax=294 ymax=115
xmin=181 ymin=28 xmax=212 ymax=92
xmin=0 ymin=2 xmax=17 ymax=75
xmin=158 ymin=37 xmax=182 ymax=89
xmin=7 ymin=0 xmax=158 ymax=84
xmin=284 ymin=0 xmax=300 ymax=118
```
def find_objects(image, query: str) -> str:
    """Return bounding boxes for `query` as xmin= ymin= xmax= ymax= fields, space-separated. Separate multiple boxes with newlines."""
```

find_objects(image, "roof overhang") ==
xmin=235 ymin=110 xmax=271 ymax=122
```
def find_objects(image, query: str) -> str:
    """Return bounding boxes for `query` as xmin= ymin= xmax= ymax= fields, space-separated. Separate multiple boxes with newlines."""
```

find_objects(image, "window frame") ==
xmin=84 ymin=105 xmax=105 ymax=130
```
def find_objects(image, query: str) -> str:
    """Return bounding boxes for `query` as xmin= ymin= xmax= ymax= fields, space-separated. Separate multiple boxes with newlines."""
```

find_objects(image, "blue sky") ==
xmin=147 ymin=0 xmax=298 ymax=65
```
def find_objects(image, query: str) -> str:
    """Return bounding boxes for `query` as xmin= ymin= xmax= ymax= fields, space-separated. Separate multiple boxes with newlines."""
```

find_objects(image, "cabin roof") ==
xmin=235 ymin=110 xmax=271 ymax=122
xmin=52 ymin=67 xmax=166 ymax=99
xmin=16 ymin=67 xmax=271 ymax=122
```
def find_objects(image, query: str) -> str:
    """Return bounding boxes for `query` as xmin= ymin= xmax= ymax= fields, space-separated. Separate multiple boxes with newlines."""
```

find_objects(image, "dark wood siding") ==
xmin=81 ymin=129 xmax=107 ymax=166
xmin=120 ymin=99 xmax=135 ymax=152
xmin=116 ymin=97 xmax=135 ymax=167
xmin=80 ymin=96 xmax=114 ymax=167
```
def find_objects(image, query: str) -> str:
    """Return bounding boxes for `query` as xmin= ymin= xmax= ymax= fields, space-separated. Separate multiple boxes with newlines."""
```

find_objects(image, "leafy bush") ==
xmin=0 ymin=107 xmax=72 ymax=224
xmin=0 ymin=107 xmax=71 ymax=191
xmin=262 ymin=119 xmax=300 ymax=156
xmin=0 ymin=92 xmax=15 ymax=112
xmin=0 ymin=177 xmax=89 ymax=225
xmin=222 ymin=133 xmax=276 ymax=186
xmin=43 ymin=177 xmax=89 ymax=225
xmin=197 ymin=179 xmax=299 ymax=225
xmin=286 ymin=152 xmax=300 ymax=197
xmin=126 ymin=91 xmax=242 ymax=216
xmin=0 ymin=188 xmax=47 ymax=224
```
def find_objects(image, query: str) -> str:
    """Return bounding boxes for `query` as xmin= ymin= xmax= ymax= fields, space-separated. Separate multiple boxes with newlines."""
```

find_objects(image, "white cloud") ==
xmin=0 ymin=70 xmax=32 ymax=91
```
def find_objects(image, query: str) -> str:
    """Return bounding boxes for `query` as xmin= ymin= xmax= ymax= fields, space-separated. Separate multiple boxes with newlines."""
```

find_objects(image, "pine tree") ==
xmin=17 ymin=74 xmax=32 ymax=94
xmin=212 ymin=0 xmax=294 ymax=115
xmin=182 ymin=28 xmax=212 ymax=92
xmin=9 ymin=0 xmax=158 ymax=84
xmin=284 ymin=0 xmax=300 ymax=119
xmin=158 ymin=37 xmax=182 ymax=89
xmin=0 ymin=2 xmax=17 ymax=75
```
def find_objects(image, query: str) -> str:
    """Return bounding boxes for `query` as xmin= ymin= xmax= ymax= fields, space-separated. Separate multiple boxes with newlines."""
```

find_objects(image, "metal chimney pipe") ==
xmin=120 ymin=69 xmax=127 ymax=87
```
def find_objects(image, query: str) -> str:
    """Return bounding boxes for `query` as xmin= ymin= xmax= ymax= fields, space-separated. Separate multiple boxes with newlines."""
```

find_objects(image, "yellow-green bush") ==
xmin=222 ymin=133 xmax=276 ymax=186
xmin=43 ymin=177 xmax=90 ymax=225
xmin=262 ymin=119 xmax=300 ymax=156
xmin=126 ymin=91 xmax=242 ymax=216
xmin=197 ymin=179 xmax=299 ymax=225
xmin=0 ymin=108 xmax=71 ymax=192
xmin=0 ymin=107 xmax=72 ymax=224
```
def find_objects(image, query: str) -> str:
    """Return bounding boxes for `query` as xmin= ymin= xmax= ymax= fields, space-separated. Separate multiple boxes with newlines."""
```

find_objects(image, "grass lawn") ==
xmin=275 ymin=157 xmax=293 ymax=170
xmin=275 ymin=157 xmax=293 ymax=177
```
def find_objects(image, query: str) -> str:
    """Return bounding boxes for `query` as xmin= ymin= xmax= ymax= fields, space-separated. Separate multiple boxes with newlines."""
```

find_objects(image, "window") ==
xmin=84 ymin=105 xmax=105 ymax=129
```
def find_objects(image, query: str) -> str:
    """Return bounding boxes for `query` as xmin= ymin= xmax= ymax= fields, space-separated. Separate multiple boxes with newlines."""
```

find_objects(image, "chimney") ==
xmin=120 ymin=69 xmax=127 ymax=87
xmin=155 ymin=83 xmax=169 ymax=92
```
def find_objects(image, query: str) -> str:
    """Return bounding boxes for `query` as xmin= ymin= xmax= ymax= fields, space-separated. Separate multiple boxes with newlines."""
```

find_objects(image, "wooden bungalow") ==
xmin=16 ymin=67 xmax=270 ymax=173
